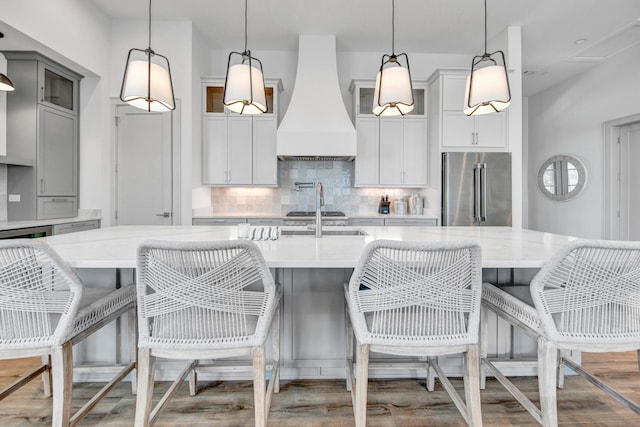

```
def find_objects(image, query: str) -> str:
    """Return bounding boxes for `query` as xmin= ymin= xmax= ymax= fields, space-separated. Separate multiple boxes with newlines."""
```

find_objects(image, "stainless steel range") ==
xmin=284 ymin=211 xmax=348 ymax=226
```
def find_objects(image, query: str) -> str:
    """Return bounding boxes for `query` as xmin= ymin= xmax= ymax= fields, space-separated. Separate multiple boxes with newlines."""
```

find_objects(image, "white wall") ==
xmin=527 ymin=43 xmax=640 ymax=238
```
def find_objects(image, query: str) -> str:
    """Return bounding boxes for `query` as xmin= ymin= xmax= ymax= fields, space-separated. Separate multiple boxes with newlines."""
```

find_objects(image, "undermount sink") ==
xmin=281 ymin=229 xmax=367 ymax=236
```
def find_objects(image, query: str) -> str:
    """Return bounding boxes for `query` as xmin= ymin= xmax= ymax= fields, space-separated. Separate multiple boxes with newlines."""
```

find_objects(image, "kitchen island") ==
xmin=44 ymin=225 xmax=575 ymax=381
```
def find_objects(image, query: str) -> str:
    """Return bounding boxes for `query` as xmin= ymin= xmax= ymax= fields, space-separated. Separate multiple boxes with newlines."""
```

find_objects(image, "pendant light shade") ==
xmin=464 ymin=0 xmax=511 ymax=116
xmin=373 ymin=55 xmax=414 ymax=116
xmin=223 ymin=0 xmax=267 ymax=114
xmin=120 ymin=0 xmax=175 ymax=112
xmin=464 ymin=58 xmax=510 ymax=115
xmin=373 ymin=0 xmax=414 ymax=116
xmin=0 ymin=73 xmax=15 ymax=91
xmin=224 ymin=57 xmax=267 ymax=114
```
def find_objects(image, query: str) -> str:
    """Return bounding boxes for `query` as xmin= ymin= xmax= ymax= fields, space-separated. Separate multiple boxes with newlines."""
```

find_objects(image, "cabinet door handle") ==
xmin=40 ymin=178 xmax=45 ymax=193
xmin=40 ymin=86 xmax=45 ymax=103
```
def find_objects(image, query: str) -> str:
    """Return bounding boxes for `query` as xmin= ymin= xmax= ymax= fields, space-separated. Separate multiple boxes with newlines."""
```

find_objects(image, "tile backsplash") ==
xmin=210 ymin=160 xmax=435 ymax=216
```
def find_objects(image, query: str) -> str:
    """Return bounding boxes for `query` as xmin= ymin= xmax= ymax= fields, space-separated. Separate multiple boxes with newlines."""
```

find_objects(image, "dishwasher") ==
xmin=0 ymin=225 xmax=53 ymax=239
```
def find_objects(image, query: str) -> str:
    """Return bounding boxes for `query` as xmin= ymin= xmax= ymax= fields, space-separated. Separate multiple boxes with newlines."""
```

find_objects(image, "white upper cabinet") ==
xmin=430 ymin=70 xmax=508 ymax=152
xmin=201 ymin=78 xmax=282 ymax=186
xmin=350 ymin=79 xmax=429 ymax=188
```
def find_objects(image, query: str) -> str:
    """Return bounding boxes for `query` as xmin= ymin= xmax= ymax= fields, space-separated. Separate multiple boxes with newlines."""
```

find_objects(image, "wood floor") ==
xmin=1 ymin=352 xmax=639 ymax=426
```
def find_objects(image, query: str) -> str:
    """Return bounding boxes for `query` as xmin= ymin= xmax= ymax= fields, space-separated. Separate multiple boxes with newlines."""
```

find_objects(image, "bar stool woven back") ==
xmin=482 ymin=239 xmax=640 ymax=426
xmin=345 ymin=239 xmax=483 ymax=426
xmin=135 ymin=239 xmax=281 ymax=427
xmin=0 ymin=239 xmax=137 ymax=426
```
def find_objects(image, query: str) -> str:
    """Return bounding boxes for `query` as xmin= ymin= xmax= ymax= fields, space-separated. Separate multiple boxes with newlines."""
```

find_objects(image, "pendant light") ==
xmin=0 ymin=73 xmax=15 ymax=91
xmin=120 ymin=0 xmax=175 ymax=112
xmin=464 ymin=0 xmax=511 ymax=116
xmin=373 ymin=0 xmax=414 ymax=116
xmin=223 ymin=0 xmax=267 ymax=115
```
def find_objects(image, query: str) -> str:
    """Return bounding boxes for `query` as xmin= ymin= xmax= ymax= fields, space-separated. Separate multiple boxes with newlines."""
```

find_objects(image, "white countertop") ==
xmin=43 ymin=225 xmax=575 ymax=270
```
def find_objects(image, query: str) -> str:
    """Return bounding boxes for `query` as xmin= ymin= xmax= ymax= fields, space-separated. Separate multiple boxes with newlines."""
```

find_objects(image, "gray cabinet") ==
xmin=248 ymin=218 xmax=284 ymax=226
xmin=52 ymin=219 xmax=100 ymax=235
xmin=192 ymin=217 xmax=247 ymax=225
xmin=192 ymin=217 xmax=284 ymax=226
xmin=384 ymin=217 xmax=438 ymax=226
xmin=38 ymin=106 xmax=78 ymax=196
xmin=5 ymin=52 xmax=81 ymax=220
xmin=348 ymin=217 xmax=385 ymax=226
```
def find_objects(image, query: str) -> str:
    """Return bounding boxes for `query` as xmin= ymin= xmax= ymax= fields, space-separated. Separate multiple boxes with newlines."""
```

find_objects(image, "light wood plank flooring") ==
xmin=1 ymin=352 xmax=639 ymax=426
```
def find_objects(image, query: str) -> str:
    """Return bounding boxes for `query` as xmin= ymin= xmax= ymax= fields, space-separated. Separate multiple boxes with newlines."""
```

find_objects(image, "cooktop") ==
xmin=286 ymin=211 xmax=346 ymax=217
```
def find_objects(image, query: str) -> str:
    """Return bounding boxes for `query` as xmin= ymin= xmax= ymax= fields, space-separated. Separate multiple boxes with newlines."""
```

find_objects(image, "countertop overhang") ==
xmin=43 ymin=225 xmax=576 ymax=270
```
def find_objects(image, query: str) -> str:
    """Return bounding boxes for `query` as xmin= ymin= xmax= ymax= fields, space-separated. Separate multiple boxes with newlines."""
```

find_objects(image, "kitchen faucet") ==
xmin=315 ymin=182 xmax=324 ymax=238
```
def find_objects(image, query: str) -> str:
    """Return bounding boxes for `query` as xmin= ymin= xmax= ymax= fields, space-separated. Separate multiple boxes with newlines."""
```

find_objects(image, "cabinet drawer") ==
xmin=37 ymin=197 xmax=77 ymax=220
xmin=192 ymin=218 xmax=247 ymax=225
xmin=248 ymin=218 xmax=284 ymax=226
xmin=52 ymin=220 xmax=100 ymax=235
xmin=384 ymin=218 xmax=438 ymax=226
xmin=348 ymin=218 xmax=385 ymax=226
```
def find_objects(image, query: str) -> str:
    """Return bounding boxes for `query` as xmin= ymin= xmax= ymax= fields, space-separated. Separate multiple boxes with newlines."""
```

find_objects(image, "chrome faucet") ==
xmin=315 ymin=182 xmax=324 ymax=238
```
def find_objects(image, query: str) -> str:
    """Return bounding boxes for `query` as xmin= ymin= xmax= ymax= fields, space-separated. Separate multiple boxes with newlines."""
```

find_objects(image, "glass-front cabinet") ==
xmin=349 ymin=79 xmax=429 ymax=187
xmin=38 ymin=61 xmax=79 ymax=115
xmin=204 ymin=82 xmax=277 ymax=115
xmin=201 ymin=77 xmax=282 ymax=187
xmin=351 ymin=81 xmax=426 ymax=118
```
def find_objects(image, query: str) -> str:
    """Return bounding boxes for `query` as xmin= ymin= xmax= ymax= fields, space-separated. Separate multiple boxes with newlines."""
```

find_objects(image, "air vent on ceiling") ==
xmin=570 ymin=19 xmax=640 ymax=62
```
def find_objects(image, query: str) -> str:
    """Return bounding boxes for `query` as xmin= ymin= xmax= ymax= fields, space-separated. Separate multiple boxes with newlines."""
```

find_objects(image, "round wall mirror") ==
xmin=537 ymin=155 xmax=586 ymax=201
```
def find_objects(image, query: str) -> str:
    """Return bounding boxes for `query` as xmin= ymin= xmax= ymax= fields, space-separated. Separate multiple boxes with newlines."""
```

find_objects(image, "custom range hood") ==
xmin=277 ymin=35 xmax=356 ymax=161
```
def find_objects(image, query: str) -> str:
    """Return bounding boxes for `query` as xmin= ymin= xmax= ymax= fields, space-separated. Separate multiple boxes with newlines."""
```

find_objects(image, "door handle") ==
xmin=155 ymin=212 xmax=172 ymax=218
xmin=480 ymin=163 xmax=487 ymax=222
xmin=473 ymin=163 xmax=482 ymax=223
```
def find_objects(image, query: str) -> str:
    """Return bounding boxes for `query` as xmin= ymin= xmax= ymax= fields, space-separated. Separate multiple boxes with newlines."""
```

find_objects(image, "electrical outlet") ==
xmin=8 ymin=194 xmax=20 ymax=202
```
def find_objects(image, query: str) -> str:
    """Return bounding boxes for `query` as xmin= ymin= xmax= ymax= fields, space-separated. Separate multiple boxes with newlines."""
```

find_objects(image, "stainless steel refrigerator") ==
xmin=442 ymin=152 xmax=512 ymax=226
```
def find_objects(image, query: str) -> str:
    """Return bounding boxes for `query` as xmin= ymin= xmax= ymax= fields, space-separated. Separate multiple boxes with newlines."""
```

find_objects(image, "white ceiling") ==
xmin=14 ymin=0 xmax=640 ymax=96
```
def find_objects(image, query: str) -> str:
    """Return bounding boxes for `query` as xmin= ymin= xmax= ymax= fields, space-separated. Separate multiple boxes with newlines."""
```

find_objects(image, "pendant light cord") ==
xmin=147 ymin=0 xmax=152 ymax=49
xmin=391 ymin=0 xmax=395 ymax=55
xmin=483 ymin=0 xmax=488 ymax=54
xmin=244 ymin=0 xmax=248 ymax=53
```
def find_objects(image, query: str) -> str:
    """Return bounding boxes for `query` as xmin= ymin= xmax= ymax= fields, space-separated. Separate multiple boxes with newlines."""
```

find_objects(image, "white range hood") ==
xmin=277 ymin=35 xmax=357 ymax=161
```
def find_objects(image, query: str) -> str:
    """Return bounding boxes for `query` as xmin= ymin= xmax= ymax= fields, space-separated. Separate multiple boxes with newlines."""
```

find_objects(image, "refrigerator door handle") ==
xmin=473 ymin=163 xmax=482 ymax=223
xmin=480 ymin=163 xmax=487 ymax=222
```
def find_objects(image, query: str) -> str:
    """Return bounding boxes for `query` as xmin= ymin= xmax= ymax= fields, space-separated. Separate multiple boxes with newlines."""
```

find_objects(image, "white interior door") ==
xmin=115 ymin=104 xmax=173 ymax=225
xmin=618 ymin=122 xmax=640 ymax=240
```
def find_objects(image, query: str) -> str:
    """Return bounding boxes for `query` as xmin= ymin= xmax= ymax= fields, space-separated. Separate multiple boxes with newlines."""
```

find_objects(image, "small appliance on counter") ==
xmin=378 ymin=195 xmax=390 ymax=214
xmin=408 ymin=194 xmax=424 ymax=215
xmin=393 ymin=198 xmax=407 ymax=215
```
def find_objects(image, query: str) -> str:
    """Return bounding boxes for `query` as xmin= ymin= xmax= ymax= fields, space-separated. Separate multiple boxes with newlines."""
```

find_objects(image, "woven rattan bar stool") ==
xmin=0 ymin=239 xmax=137 ymax=427
xmin=134 ymin=240 xmax=281 ymax=427
xmin=481 ymin=239 xmax=640 ymax=426
xmin=344 ymin=240 xmax=484 ymax=426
